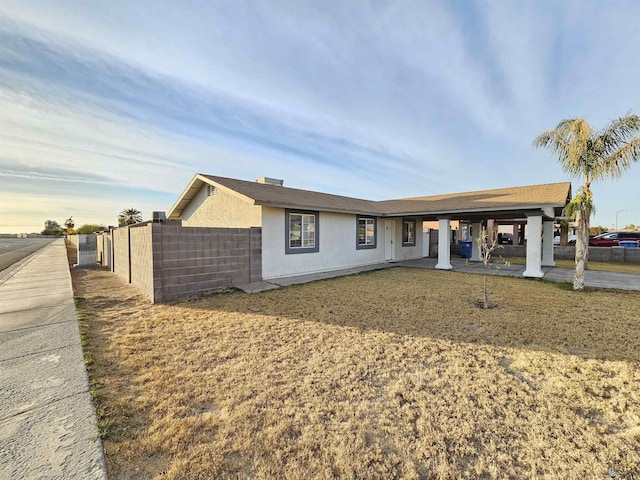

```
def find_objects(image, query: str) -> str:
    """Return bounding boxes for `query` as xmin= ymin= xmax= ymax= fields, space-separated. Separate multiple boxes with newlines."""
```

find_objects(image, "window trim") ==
xmin=356 ymin=216 xmax=377 ymax=250
xmin=402 ymin=218 xmax=417 ymax=247
xmin=285 ymin=209 xmax=319 ymax=254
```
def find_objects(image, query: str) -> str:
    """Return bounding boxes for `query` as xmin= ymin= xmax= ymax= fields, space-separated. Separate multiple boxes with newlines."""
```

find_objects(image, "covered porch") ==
xmin=377 ymin=182 xmax=572 ymax=279
xmin=429 ymin=209 xmax=557 ymax=278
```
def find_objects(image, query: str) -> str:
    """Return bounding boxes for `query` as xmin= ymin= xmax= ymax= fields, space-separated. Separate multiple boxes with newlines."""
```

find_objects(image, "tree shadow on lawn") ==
xmin=181 ymin=267 xmax=640 ymax=364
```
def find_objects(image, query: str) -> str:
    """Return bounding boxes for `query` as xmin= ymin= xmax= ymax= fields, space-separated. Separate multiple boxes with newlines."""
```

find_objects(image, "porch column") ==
xmin=470 ymin=222 xmax=482 ymax=261
xmin=435 ymin=218 xmax=452 ymax=270
xmin=541 ymin=220 xmax=555 ymax=267
xmin=523 ymin=214 xmax=543 ymax=278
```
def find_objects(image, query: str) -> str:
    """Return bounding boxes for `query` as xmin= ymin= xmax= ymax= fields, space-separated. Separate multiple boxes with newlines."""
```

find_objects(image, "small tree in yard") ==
xmin=478 ymin=225 xmax=502 ymax=309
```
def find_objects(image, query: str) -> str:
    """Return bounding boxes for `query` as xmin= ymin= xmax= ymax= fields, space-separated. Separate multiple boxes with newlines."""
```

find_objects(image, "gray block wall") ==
xmin=129 ymin=225 xmax=155 ymax=301
xmin=95 ymin=223 xmax=262 ymax=303
xmin=151 ymin=224 xmax=262 ymax=303
xmin=554 ymin=246 xmax=640 ymax=263
xmin=444 ymin=241 xmax=640 ymax=264
xmin=75 ymin=234 xmax=97 ymax=266
xmin=112 ymin=227 xmax=130 ymax=284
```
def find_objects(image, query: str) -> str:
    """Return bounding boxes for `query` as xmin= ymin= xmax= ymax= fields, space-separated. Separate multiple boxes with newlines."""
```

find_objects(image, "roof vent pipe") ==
xmin=256 ymin=177 xmax=284 ymax=186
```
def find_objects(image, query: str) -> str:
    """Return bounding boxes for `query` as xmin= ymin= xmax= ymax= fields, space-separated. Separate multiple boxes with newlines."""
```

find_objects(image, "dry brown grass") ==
xmin=72 ymin=264 xmax=640 ymax=479
xmin=500 ymin=256 xmax=640 ymax=275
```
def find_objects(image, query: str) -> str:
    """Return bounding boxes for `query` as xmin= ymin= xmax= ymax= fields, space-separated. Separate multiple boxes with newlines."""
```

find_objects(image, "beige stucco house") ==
xmin=168 ymin=174 xmax=571 ymax=281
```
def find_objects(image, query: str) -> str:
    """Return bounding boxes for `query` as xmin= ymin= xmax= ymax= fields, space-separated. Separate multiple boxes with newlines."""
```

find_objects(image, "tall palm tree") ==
xmin=534 ymin=112 xmax=640 ymax=290
xmin=118 ymin=208 xmax=143 ymax=225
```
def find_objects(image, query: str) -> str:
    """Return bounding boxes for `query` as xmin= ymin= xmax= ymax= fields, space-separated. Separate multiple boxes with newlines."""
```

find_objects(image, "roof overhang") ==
xmin=379 ymin=205 xmax=560 ymax=221
xmin=254 ymin=201 xmax=379 ymax=217
xmin=168 ymin=175 xmax=572 ymax=223
xmin=167 ymin=175 xmax=205 ymax=219
xmin=168 ymin=174 xmax=256 ymax=219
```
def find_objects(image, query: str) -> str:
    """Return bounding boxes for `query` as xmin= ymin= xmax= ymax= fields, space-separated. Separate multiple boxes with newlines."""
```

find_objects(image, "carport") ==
xmin=377 ymin=182 xmax=572 ymax=278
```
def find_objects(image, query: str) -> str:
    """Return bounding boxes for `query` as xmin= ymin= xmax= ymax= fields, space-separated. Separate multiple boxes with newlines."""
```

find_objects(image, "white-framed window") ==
xmin=402 ymin=219 xmax=416 ymax=246
xmin=285 ymin=210 xmax=319 ymax=254
xmin=357 ymin=216 xmax=376 ymax=249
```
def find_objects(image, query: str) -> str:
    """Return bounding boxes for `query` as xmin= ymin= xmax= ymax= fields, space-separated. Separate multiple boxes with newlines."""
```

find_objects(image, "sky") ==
xmin=1 ymin=0 xmax=639 ymax=233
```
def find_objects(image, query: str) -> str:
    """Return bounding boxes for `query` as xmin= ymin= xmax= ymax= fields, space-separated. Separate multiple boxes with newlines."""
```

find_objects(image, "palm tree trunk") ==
xmin=573 ymin=210 xmax=590 ymax=290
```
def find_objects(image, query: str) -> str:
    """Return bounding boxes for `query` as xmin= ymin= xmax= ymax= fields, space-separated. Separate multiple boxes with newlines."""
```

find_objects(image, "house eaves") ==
xmin=168 ymin=174 xmax=257 ymax=219
xmin=169 ymin=174 xmax=571 ymax=221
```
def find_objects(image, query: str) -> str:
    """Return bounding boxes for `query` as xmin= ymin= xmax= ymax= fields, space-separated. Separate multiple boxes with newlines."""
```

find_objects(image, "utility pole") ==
xmin=616 ymin=209 xmax=633 ymax=231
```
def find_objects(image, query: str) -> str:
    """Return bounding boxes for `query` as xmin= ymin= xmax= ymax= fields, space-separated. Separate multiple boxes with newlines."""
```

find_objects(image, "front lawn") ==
xmin=72 ymin=266 xmax=640 ymax=479
xmin=498 ymin=256 xmax=640 ymax=275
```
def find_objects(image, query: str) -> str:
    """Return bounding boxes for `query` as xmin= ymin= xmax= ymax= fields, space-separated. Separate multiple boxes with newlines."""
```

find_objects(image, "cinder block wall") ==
xmin=129 ymin=224 xmax=155 ymax=300
xmin=555 ymin=246 xmax=640 ymax=263
xmin=152 ymin=224 xmax=262 ymax=303
xmin=112 ymin=227 xmax=131 ymax=283
xmin=95 ymin=233 xmax=113 ymax=268
xmin=96 ymin=233 xmax=105 ymax=265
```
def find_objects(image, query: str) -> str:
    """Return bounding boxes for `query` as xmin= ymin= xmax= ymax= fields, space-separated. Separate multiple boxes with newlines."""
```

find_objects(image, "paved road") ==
xmin=0 ymin=239 xmax=107 ymax=479
xmin=0 ymin=238 xmax=55 ymax=272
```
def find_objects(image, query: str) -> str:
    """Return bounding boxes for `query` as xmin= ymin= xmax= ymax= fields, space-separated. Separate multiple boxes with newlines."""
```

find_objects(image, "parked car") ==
xmin=553 ymin=234 xmax=577 ymax=245
xmin=588 ymin=231 xmax=640 ymax=247
xmin=497 ymin=233 xmax=513 ymax=245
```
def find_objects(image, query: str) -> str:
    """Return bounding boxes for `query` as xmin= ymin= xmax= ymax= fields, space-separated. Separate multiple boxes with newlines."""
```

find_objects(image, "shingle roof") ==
xmin=168 ymin=174 xmax=571 ymax=219
xmin=376 ymin=182 xmax=572 ymax=215
xmin=201 ymin=175 xmax=381 ymax=214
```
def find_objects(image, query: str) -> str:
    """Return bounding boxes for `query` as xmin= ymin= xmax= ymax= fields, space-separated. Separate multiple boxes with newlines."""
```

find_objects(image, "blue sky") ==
xmin=1 ymin=0 xmax=639 ymax=233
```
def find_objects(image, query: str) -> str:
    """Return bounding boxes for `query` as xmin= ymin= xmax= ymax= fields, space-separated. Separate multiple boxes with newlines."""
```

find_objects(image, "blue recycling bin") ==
xmin=461 ymin=241 xmax=473 ymax=258
xmin=619 ymin=241 xmax=639 ymax=248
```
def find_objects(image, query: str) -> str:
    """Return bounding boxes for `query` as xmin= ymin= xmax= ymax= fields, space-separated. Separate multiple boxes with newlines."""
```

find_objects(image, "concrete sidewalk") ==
xmin=0 ymin=239 xmax=107 ymax=479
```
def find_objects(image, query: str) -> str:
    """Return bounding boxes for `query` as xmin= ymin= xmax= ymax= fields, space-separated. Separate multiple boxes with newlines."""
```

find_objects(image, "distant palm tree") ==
xmin=534 ymin=112 xmax=640 ymax=290
xmin=118 ymin=208 xmax=143 ymax=226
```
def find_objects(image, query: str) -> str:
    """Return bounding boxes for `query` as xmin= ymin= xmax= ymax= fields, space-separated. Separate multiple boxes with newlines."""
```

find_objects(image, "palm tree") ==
xmin=118 ymin=208 xmax=143 ymax=226
xmin=534 ymin=112 xmax=640 ymax=290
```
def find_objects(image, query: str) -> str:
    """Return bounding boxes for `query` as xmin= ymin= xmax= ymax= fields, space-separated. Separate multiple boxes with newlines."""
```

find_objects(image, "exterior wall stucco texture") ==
xmin=181 ymin=183 xmax=262 ymax=228
xmin=261 ymin=207 xmax=423 ymax=279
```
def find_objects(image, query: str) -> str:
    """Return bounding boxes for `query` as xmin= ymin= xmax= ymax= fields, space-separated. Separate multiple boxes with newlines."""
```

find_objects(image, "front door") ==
xmin=384 ymin=220 xmax=395 ymax=261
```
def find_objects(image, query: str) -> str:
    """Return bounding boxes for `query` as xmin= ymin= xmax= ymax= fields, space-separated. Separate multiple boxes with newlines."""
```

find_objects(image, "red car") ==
xmin=588 ymin=231 xmax=640 ymax=247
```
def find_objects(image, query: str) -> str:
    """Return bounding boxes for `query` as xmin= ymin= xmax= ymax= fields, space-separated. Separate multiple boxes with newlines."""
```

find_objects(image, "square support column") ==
xmin=542 ymin=220 xmax=555 ymax=267
xmin=435 ymin=218 xmax=452 ymax=270
xmin=471 ymin=222 xmax=482 ymax=262
xmin=523 ymin=214 xmax=543 ymax=278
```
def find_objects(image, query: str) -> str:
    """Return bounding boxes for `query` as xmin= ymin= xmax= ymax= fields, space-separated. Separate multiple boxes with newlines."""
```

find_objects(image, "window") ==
xmin=356 ymin=216 xmax=377 ymax=249
xmin=402 ymin=219 xmax=416 ymax=246
xmin=285 ymin=209 xmax=319 ymax=254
